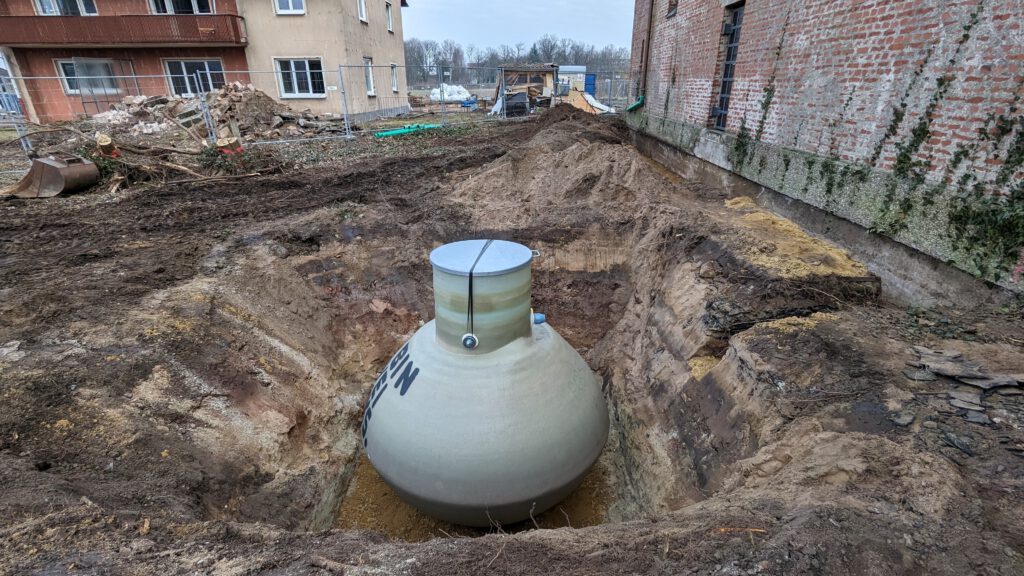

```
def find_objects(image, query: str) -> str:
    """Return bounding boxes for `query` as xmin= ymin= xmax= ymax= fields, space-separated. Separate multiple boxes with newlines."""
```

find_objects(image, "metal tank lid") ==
xmin=429 ymin=239 xmax=533 ymax=277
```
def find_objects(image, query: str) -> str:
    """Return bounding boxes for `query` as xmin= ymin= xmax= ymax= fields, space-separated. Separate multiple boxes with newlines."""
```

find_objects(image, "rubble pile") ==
xmin=92 ymin=94 xmax=195 ymax=136
xmin=91 ymin=82 xmax=346 ymax=141
xmin=91 ymin=108 xmax=134 ymax=125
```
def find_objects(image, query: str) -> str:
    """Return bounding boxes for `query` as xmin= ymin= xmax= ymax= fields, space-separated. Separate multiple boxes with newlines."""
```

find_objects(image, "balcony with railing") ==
xmin=0 ymin=14 xmax=246 ymax=47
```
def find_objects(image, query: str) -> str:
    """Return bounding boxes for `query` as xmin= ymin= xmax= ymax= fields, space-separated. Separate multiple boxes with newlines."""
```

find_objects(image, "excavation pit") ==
xmin=3 ymin=111 xmax=1023 ymax=574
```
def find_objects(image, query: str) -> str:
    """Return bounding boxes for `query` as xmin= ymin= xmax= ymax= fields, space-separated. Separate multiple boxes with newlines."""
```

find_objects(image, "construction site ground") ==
xmin=1 ymin=108 xmax=1023 ymax=575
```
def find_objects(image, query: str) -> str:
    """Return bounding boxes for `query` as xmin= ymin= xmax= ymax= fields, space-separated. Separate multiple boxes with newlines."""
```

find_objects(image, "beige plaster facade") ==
xmin=238 ymin=0 xmax=408 ymax=119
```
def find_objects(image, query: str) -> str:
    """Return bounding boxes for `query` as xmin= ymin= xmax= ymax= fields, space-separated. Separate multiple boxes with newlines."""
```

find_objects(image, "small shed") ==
xmin=499 ymin=63 xmax=559 ymax=101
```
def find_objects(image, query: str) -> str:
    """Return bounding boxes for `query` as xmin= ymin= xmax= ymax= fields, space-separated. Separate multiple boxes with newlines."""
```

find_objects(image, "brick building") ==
xmin=629 ymin=0 xmax=1024 ymax=288
xmin=0 ymin=0 xmax=409 ymax=123
xmin=0 ymin=0 xmax=249 ymax=122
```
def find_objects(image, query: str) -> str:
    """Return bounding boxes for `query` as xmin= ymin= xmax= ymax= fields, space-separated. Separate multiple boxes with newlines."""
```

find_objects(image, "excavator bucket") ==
xmin=1 ymin=156 xmax=100 ymax=199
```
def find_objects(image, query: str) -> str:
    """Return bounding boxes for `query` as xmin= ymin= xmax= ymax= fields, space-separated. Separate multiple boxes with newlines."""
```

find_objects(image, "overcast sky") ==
xmin=402 ymin=0 xmax=635 ymax=50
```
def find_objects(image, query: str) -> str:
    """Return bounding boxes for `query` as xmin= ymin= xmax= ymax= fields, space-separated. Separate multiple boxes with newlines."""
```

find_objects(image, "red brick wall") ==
xmin=1 ymin=0 xmax=238 ymax=15
xmin=11 ymin=46 xmax=248 ymax=121
xmin=630 ymin=0 xmax=1024 ymax=286
xmin=632 ymin=0 xmax=1024 ymax=188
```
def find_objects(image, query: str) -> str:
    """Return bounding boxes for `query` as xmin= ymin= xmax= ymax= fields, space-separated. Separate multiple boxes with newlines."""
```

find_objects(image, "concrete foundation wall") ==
xmin=629 ymin=0 xmax=1024 ymax=290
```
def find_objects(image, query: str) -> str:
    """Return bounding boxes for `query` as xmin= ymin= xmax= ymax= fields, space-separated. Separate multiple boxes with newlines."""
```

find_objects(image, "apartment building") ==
xmin=238 ymin=0 xmax=409 ymax=121
xmin=0 ymin=0 xmax=408 ymax=123
xmin=0 ymin=0 xmax=249 ymax=122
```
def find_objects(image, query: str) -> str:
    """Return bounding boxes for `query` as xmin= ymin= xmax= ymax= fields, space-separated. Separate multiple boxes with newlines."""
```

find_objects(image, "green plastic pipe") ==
xmin=625 ymin=95 xmax=645 ymax=113
xmin=373 ymin=124 xmax=443 ymax=138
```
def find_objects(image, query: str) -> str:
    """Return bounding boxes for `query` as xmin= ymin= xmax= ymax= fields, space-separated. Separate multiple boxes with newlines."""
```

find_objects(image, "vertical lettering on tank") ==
xmin=389 ymin=343 xmax=410 ymax=375
xmin=392 ymin=361 xmax=420 ymax=396
xmin=363 ymin=342 xmax=420 ymax=446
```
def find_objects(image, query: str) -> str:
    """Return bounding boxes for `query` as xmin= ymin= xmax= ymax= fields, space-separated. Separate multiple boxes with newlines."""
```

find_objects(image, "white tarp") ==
xmin=488 ymin=96 xmax=503 ymax=116
xmin=583 ymin=92 xmax=615 ymax=114
xmin=430 ymin=83 xmax=471 ymax=103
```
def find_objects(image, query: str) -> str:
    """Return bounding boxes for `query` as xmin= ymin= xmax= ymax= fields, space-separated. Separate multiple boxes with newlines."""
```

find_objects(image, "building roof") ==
xmin=502 ymin=63 xmax=558 ymax=72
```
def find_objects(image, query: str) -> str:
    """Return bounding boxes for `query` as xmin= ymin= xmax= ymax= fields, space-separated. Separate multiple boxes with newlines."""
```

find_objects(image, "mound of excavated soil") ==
xmin=1 ymin=112 xmax=1023 ymax=576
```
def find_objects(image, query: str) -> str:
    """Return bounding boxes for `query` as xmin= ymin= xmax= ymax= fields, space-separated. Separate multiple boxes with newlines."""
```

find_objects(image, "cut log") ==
xmin=96 ymin=133 xmax=116 ymax=156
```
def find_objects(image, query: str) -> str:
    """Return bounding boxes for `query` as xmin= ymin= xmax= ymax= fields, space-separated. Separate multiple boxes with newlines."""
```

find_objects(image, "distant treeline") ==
xmin=403 ymin=35 xmax=630 ymax=85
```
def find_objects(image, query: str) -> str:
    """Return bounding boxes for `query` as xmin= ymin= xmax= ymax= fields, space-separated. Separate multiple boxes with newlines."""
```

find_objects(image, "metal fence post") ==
xmin=195 ymin=71 xmax=216 ymax=145
xmin=498 ymin=67 xmax=505 ymax=121
xmin=13 ymin=117 xmax=32 ymax=153
xmin=438 ymin=66 xmax=446 ymax=126
xmin=337 ymin=65 xmax=353 ymax=139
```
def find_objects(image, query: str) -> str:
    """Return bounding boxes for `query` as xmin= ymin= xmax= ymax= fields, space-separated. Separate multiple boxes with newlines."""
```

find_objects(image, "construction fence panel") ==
xmin=338 ymin=64 xmax=504 ymax=128
xmin=554 ymin=69 xmax=630 ymax=113
xmin=340 ymin=64 xmax=413 ymax=125
xmin=434 ymin=66 xmax=504 ymax=123
xmin=5 ymin=64 xmax=531 ymax=154
xmin=587 ymin=71 xmax=632 ymax=112
xmin=0 ymin=70 xmax=32 ymax=154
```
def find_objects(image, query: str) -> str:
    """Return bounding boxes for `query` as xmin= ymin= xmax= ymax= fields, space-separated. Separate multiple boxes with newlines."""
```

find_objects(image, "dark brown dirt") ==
xmin=2 ymin=110 xmax=1024 ymax=576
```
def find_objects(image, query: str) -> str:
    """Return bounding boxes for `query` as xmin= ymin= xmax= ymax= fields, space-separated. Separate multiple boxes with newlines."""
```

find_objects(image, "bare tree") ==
xmin=404 ymin=35 xmax=629 ymax=90
xmin=407 ymin=35 xmax=629 ymax=74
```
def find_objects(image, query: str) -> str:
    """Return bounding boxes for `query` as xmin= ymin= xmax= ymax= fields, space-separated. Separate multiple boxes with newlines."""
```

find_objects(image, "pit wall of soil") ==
xmin=625 ymin=110 xmax=1024 ymax=295
xmin=630 ymin=130 xmax=1013 ymax=309
xmin=587 ymin=223 xmax=881 ymax=520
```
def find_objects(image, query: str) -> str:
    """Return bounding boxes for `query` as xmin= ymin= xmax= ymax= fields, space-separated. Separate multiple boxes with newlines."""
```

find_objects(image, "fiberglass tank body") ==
xmin=361 ymin=239 xmax=609 ymax=526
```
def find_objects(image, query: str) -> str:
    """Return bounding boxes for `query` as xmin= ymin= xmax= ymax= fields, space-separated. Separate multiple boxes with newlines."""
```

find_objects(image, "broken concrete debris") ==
xmin=949 ymin=398 xmax=985 ymax=412
xmin=903 ymin=368 xmax=937 ymax=381
xmin=0 ymin=340 xmax=26 ymax=362
xmin=907 ymin=346 xmax=1022 ymax=390
xmin=942 ymin=432 xmax=974 ymax=456
xmin=89 ymin=82 xmax=344 ymax=141
xmin=948 ymin=389 xmax=982 ymax=406
xmin=965 ymin=411 xmax=992 ymax=425
xmin=889 ymin=411 xmax=915 ymax=427
xmin=959 ymin=375 xmax=1024 ymax=390
xmin=904 ymin=346 xmax=1022 ymax=426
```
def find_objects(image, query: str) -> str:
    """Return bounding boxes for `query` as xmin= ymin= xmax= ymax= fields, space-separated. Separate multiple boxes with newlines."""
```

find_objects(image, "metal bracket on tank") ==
xmin=461 ymin=333 xmax=479 ymax=349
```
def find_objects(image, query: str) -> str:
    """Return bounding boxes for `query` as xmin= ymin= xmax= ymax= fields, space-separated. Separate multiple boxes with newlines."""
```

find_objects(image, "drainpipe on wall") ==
xmin=627 ymin=0 xmax=656 ymax=112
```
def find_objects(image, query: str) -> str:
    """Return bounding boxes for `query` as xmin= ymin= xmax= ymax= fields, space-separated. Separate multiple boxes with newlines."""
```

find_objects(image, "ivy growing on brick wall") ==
xmin=948 ymin=114 xmax=1024 ymax=281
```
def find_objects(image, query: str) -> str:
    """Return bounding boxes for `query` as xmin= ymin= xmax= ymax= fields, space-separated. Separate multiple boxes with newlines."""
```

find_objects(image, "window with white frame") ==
xmin=149 ymin=0 xmax=211 ymax=13
xmin=390 ymin=64 xmax=398 ymax=93
xmin=274 ymin=0 xmax=305 ymax=15
xmin=357 ymin=0 xmax=367 ymax=22
xmin=363 ymin=58 xmax=375 ymax=95
xmin=56 ymin=60 xmax=119 ymax=95
xmin=150 ymin=0 xmax=212 ymax=14
xmin=276 ymin=58 xmax=325 ymax=97
xmin=36 ymin=0 xmax=97 ymax=15
xmin=385 ymin=2 xmax=393 ymax=31
xmin=165 ymin=60 xmax=224 ymax=95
